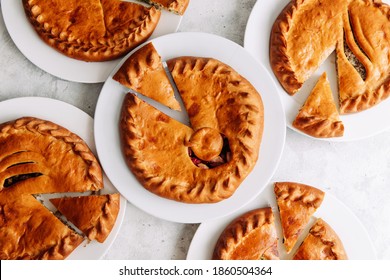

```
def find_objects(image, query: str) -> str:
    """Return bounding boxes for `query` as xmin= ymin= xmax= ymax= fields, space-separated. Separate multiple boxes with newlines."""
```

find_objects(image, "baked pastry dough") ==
xmin=50 ymin=194 xmax=120 ymax=243
xmin=212 ymin=207 xmax=279 ymax=260
xmin=113 ymin=42 xmax=180 ymax=110
xmin=120 ymin=57 xmax=263 ymax=203
xmin=270 ymin=0 xmax=390 ymax=113
xmin=0 ymin=117 xmax=103 ymax=196
xmin=0 ymin=194 xmax=83 ymax=260
xmin=141 ymin=0 xmax=190 ymax=15
xmin=274 ymin=182 xmax=325 ymax=254
xmin=293 ymin=72 xmax=344 ymax=138
xmin=23 ymin=0 xmax=161 ymax=62
xmin=293 ymin=218 xmax=348 ymax=260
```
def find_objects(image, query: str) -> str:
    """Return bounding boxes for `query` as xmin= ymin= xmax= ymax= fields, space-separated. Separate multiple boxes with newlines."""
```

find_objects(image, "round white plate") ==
xmin=1 ymin=0 xmax=182 ymax=83
xmin=0 ymin=97 xmax=126 ymax=260
xmin=244 ymin=0 xmax=390 ymax=142
xmin=94 ymin=32 xmax=286 ymax=224
xmin=187 ymin=183 xmax=376 ymax=260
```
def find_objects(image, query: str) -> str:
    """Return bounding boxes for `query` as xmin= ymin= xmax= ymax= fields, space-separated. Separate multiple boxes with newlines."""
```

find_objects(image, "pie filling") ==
xmin=188 ymin=136 xmax=231 ymax=169
xmin=4 ymin=173 xmax=43 ymax=188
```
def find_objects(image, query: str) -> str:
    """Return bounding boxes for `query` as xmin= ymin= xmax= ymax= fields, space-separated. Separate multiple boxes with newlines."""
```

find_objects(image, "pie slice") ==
xmin=23 ymin=0 xmax=161 ymax=62
xmin=212 ymin=207 xmax=279 ymax=260
xmin=50 ymin=194 xmax=120 ymax=243
xmin=0 ymin=117 xmax=103 ymax=196
xmin=292 ymin=72 xmax=344 ymax=138
xmin=293 ymin=218 xmax=348 ymax=260
xmin=120 ymin=57 xmax=263 ymax=203
xmin=141 ymin=0 xmax=190 ymax=15
xmin=337 ymin=0 xmax=390 ymax=114
xmin=274 ymin=182 xmax=325 ymax=254
xmin=0 ymin=194 xmax=83 ymax=260
xmin=113 ymin=42 xmax=181 ymax=111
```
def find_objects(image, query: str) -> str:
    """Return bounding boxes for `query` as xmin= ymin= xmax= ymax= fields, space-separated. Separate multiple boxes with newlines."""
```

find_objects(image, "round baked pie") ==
xmin=22 ymin=0 xmax=161 ymax=62
xmin=0 ymin=117 xmax=118 ymax=260
xmin=270 ymin=0 xmax=390 ymax=114
xmin=212 ymin=207 xmax=279 ymax=260
xmin=120 ymin=56 xmax=264 ymax=203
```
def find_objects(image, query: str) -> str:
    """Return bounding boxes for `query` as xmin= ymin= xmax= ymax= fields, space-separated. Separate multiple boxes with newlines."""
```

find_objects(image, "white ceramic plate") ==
xmin=94 ymin=32 xmax=286 ymax=224
xmin=244 ymin=0 xmax=390 ymax=141
xmin=187 ymin=183 xmax=376 ymax=260
xmin=0 ymin=97 xmax=126 ymax=260
xmin=1 ymin=0 xmax=182 ymax=83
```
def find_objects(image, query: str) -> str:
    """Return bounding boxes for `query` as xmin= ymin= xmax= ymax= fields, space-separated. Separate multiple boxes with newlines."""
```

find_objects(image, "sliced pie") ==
xmin=212 ymin=207 xmax=279 ymax=260
xmin=292 ymin=72 xmax=344 ymax=138
xmin=293 ymin=218 xmax=348 ymax=260
xmin=0 ymin=194 xmax=83 ymax=260
xmin=120 ymin=57 xmax=263 ymax=203
xmin=270 ymin=0 xmax=390 ymax=113
xmin=23 ymin=0 xmax=161 ymax=62
xmin=113 ymin=42 xmax=180 ymax=110
xmin=0 ymin=117 xmax=103 ymax=196
xmin=50 ymin=194 xmax=120 ymax=243
xmin=141 ymin=0 xmax=190 ymax=15
xmin=274 ymin=182 xmax=325 ymax=254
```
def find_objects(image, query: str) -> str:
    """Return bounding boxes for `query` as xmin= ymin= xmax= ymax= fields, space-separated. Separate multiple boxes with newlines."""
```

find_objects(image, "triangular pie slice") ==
xmin=337 ymin=0 xmax=390 ymax=114
xmin=141 ymin=0 xmax=190 ymax=15
xmin=293 ymin=72 xmax=344 ymax=138
xmin=212 ymin=207 xmax=279 ymax=260
xmin=113 ymin=42 xmax=181 ymax=110
xmin=23 ymin=0 xmax=161 ymax=61
xmin=50 ymin=194 xmax=120 ymax=243
xmin=0 ymin=194 xmax=83 ymax=260
xmin=293 ymin=218 xmax=348 ymax=260
xmin=0 ymin=117 xmax=103 ymax=196
xmin=274 ymin=182 xmax=325 ymax=254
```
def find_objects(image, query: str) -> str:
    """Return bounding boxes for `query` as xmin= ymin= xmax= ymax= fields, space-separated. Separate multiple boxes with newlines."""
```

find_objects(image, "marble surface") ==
xmin=0 ymin=0 xmax=389 ymax=260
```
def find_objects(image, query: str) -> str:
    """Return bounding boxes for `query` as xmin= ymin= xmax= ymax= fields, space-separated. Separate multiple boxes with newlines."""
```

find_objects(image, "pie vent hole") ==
xmin=188 ymin=136 xmax=231 ymax=169
xmin=6 ymin=161 xmax=36 ymax=169
xmin=3 ymin=173 xmax=43 ymax=188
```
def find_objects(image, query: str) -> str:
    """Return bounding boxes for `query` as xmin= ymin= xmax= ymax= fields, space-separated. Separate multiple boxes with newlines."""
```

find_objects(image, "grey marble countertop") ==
xmin=1 ymin=0 xmax=389 ymax=260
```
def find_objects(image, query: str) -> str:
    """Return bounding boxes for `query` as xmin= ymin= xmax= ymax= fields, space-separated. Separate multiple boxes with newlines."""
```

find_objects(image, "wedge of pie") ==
xmin=50 ymin=194 xmax=120 ymax=243
xmin=120 ymin=57 xmax=264 ymax=203
xmin=274 ymin=182 xmax=325 ymax=254
xmin=0 ymin=194 xmax=83 ymax=260
xmin=23 ymin=0 xmax=161 ymax=62
xmin=141 ymin=0 xmax=190 ymax=15
xmin=270 ymin=0 xmax=390 ymax=113
xmin=113 ymin=42 xmax=180 ymax=110
xmin=293 ymin=218 xmax=348 ymax=260
xmin=212 ymin=207 xmax=279 ymax=260
xmin=292 ymin=72 xmax=344 ymax=138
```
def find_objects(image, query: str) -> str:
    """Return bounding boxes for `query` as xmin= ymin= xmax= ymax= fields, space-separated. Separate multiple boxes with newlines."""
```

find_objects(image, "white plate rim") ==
xmin=0 ymin=96 xmax=126 ymax=260
xmin=94 ymin=31 xmax=286 ymax=224
xmin=244 ymin=0 xmax=390 ymax=142
xmin=186 ymin=183 xmax=377 ymax=260
xmin=1 ymin=0 xmax=182 ymax=83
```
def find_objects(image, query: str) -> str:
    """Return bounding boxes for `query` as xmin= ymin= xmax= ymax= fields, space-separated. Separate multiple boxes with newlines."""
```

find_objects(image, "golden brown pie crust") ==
xmin=0 ymin=117 xmax=103 ymax=196
xmin=212 ymin=207 xmax=279 ymax=260
xmin=23 ymin=0 xmax=161 ymax=62
xmin=274 ymin=182 xmax=325 ymax=254
xmin=0 ymin=117 xmax=107 ymax=260
xmin=0 ymin=194 xmax=83 ymax=260
xmin=113 ymin=42 xmax=180 ymax=110
xmin=293 ymin=72 xmax=344 ymax=138
xmin=293 ymin=218 xmax=348 ymax=260
xmin=270 ymin=0 xmax=390 ymax=114
xmin=120 ymin=57 xmax=263 ymax=203
xmin=142 ymin=0 xmax=190 ymax=15
xmin=50 ymin=194 xmax=120 ymax=243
